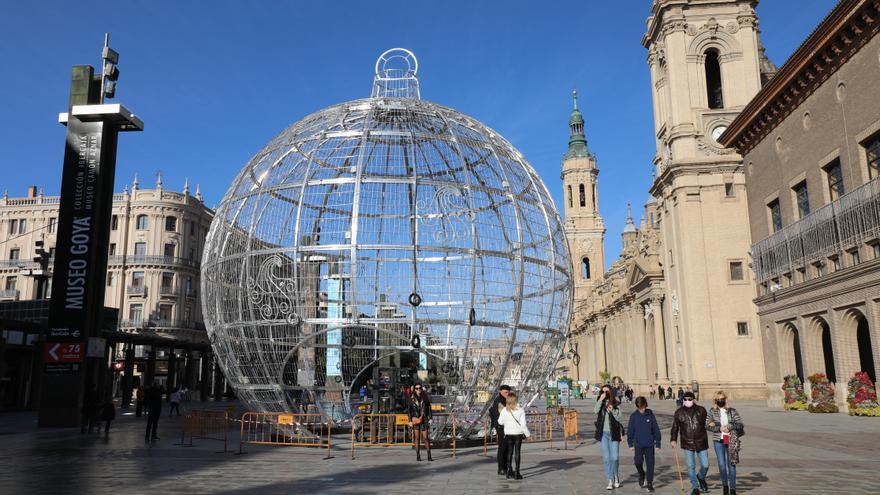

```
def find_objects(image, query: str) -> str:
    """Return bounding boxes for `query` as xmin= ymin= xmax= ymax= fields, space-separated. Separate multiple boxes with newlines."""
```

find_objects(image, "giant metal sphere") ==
xmin=201 ymin=50 xmax=572 ymax=435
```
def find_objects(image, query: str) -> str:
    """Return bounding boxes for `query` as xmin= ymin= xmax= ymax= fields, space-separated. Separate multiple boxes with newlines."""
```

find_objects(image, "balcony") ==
xmin=159 ymin=285 xmax=178 ymax=297
xmin=752 ymin=177 xmax=880 ymax=286
xmin=126 ymin=285 xmax=147 ymax=296
xmin=0 ymin=289 xmax=19 ymax=300
xmin=118 ymin=318 xmax=206 ymax=332
xmin=108 ymin=255 xmax=200 ymax=269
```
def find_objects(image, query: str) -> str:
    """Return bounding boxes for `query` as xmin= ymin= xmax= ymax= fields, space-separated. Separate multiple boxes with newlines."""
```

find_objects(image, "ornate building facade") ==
xmin=720 ymin=0 xmax=880 ymax=409
xmin=568 ymin=0 xmax=781 ymax=398
xmin=559 ymin=92 xmax=606 ymax=381
xmin=0 ymin=176 xmax=215 ymax=407
xmin=639 ymin=0 xmax=775 ymax=398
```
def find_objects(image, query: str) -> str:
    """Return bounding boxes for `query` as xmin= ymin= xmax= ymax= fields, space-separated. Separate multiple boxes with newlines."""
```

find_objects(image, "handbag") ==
xmin=412 ymin=416 xmax=423 ymax=426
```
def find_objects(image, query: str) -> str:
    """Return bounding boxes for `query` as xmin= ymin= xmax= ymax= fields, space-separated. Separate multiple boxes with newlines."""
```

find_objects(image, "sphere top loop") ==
xmin=372 ymin=48 xmax=420 ymax=99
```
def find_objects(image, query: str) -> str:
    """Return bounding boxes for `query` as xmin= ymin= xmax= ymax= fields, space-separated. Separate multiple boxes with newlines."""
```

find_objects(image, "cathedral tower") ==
xmin=642 ymin=0 xmax=772 ymax=397
xmin=562 ymin=91 xmax=605 ymax=320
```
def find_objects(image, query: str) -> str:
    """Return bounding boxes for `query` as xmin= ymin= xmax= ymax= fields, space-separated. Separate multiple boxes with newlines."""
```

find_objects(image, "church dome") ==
xmin=201 ymin=49 xmax=572 ymax=436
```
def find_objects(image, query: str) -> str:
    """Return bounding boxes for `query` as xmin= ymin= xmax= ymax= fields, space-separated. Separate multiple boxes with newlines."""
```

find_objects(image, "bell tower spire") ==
xmin=561 ymin=90 xmax=606 ymax=348
xmin=566 ymin=90 xmax=590 ymax=160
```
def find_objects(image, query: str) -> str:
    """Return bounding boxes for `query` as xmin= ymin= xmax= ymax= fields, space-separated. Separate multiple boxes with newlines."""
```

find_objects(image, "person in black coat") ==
xmin=489 ymin=384 xmax=511 ymax=475
xmin=627 ymin=397 xmax=662 ymax=492
xmin=408 ymin=384 xmax=433 ymax=461
xmin=144 ymin=384 xmax=163 ymax=442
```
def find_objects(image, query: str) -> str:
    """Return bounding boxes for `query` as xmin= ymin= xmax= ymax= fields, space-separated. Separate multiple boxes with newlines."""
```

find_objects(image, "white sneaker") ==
xmin=613 ymin=476 xmax=621 ymax=488
xmin=606 ymin=480 xmax=614 ymax=490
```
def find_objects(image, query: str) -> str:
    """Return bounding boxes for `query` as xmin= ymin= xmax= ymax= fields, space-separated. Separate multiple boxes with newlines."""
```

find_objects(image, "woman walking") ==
xmin=627 ymin=397 xmax=661 ymax=493
xmin=408 ymin=383 xmax=433 ymax=461
xmin=706 ymin=391 xmax=743 ymax=495
xmin=497 ymin=391 xmax=530 ymax=480
xmin=595 ymin=385 xmax=623 ymax=490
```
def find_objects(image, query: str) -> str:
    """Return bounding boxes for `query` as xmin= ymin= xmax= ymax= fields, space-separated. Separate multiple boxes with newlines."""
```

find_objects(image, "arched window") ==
xmin=165 ymin=216 xmax=177 ymax=232
xmin=136 ymin=215 xmax=148 ymax=230
xmin=581 ymin=257 xmax=591 ymax=280
xmin=592 ymin=184 xmax=597 ymax=210
xmin=568 ymin=185 xmax=573 ymax=208
xmin=579 ymin=184 xmax=586 ymax=207
xmin=705 ymin=49 xmax=724 ymax=109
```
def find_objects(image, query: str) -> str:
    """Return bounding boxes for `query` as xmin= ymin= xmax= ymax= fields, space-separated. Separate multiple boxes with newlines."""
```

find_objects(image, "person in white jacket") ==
xmin=497 ymin=392 xmax=530 ymax=480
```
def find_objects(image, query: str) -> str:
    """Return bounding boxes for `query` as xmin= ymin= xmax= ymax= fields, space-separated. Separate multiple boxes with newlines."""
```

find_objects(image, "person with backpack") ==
xmin=497 ymin=391 xmax=530 ymax=480
xmin=706 ymin=391 xmax=744 ymax=495
xmin=627 ymin=396 xmax=661 ymax=492
xmin=595 ymin=384 xmax=623 ymax=490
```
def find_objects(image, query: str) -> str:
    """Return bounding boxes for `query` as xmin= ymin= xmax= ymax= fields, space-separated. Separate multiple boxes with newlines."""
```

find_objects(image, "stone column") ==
xmin=167 ymin=348 xmax=177 ymax=396
xmin=199 ymin=353 xmax=211 ymax=401
xmin=652 ymin=296 xmax=669 ymax=383
xmin=120 ymin=343 xmax=135 ymax=408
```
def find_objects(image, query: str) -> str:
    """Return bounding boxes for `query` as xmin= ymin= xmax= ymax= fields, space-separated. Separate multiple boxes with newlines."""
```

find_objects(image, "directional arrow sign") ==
xmin=44 ymin=342 xmax=84 ymax=363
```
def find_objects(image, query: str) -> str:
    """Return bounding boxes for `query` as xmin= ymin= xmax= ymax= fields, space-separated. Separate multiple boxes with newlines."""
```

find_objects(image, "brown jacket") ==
xmin=670 ymin=404 xmax=709 ymax=451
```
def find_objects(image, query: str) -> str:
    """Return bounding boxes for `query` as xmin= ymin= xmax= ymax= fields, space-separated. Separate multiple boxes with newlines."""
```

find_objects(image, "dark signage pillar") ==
xmin=38 ymin=37 xmax=143 ymax=427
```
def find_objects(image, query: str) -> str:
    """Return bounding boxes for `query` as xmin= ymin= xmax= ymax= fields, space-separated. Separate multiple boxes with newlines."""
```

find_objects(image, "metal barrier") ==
xmin=483 ymin=411 xmax=553 ymax=455
xmin=561 ymin=409 xmax=579 ymax=449
xmin=238 ymin=412 xmax=331 ymax=457
xmin=351 ymin=413 xmax=457 ymax=459
xmin=181 ymin=409 xmax=230 ymax=452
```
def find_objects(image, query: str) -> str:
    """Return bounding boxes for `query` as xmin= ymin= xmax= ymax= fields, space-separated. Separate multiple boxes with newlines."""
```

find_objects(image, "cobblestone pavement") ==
xmin=1 ymin=397 xmax=879 ymax=494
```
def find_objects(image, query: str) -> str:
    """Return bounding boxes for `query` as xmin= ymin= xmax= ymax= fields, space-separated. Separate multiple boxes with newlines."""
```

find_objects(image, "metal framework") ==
xmin=201 ymin=49 xmax=572 ymax=436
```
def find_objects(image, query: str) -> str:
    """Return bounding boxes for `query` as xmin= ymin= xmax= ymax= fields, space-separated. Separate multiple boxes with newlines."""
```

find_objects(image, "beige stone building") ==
xmin=720 ymin=0 xmax=880 ymax=409
xmin=558 ymin=91 xmax=607 ymax=382
xmin=0 ymin=176 xmax=214 ymax=403
xmin=1 ymin=176 xmax=212 ymax=343
xmin=568 ymin=0 xmax=783 ymax=398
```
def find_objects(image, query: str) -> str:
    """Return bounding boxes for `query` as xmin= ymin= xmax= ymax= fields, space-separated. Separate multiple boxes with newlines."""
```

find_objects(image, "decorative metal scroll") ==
xmin=245 ymin=254 xmax=301 ymax=326
xmin=417 ymin=185 xmax=474 ymax=242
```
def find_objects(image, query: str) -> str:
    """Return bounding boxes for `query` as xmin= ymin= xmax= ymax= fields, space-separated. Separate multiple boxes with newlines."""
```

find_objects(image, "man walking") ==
xmin=671 ymin=391 xmax=710 ymax=495
xmin=489 ymin=384 xmax=511 ymax=475
xmin=628 ymin=396 xmax=661 ymax=493
xmin=145 ymin=383 xmax=163 ymax=442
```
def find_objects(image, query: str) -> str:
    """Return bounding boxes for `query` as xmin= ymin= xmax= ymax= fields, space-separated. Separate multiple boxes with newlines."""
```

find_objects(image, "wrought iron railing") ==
xmin=0 ymin=289 xmax=20 ymax=299
xmin=126 ymin=285 xmax=147 ymax=295
xmin=752 ymin=177 xmax=880 ymax=284
xmin=107 ymin=255 xmax=200 ymax=268
xmin=118 ymin=318 xmax=206 ymax=331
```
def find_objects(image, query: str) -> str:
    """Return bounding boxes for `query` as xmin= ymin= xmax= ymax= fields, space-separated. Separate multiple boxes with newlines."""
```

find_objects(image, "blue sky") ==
xmin=0 ymin=0 xmax=834 ymax=267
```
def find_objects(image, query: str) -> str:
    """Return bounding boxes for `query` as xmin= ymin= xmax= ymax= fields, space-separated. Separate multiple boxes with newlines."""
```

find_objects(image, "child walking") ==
xmin=497 ymin=391 xmax=530 ymax=480
xmin=627 ymin=396 xmax=662 ymax=492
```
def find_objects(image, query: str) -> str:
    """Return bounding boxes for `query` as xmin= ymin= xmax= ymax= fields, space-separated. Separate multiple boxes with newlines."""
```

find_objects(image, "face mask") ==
xmin=716 ymin=400 xmax=726 ymax=408
xmin=683 ymin=400 xmax=694 ymax=407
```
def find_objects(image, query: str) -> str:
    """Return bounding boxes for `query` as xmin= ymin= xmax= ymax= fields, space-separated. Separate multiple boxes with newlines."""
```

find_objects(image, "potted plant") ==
xmin=807 ymin=373 xmax=838 ymax=413
xmin=846 ymin=371 xmax=880 ymax=417
xmin=781 ymin=374 xmax=808 ymax=411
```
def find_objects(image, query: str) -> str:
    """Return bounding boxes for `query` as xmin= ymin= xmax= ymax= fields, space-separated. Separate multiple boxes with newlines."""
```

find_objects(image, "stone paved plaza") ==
xmin=2 ymin=397 xmax=879 ymax=494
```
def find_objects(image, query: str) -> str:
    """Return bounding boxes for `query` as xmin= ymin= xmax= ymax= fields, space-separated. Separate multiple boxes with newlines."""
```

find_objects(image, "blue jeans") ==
xmin=600 ymin=432 xmax=620 ymax=481
xmin=684 ymin=449 xmax=710 ymax=489
xmin=713 ymin=440 xmax=737 ymax=489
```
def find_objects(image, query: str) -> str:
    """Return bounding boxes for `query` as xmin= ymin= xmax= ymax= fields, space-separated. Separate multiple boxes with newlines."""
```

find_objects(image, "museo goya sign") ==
xmin=46 ymin=115 xmax=118 ymax=360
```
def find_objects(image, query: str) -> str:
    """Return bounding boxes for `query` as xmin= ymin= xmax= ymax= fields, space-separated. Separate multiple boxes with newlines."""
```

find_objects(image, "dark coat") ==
xmin=408 ymin=395 xmax=432 ymax=421
xmin=594 ymin=401 xmax=624 ymax=442
xmin=627 ymin=408 xmax=662 ymax=449
xmin=146 ymin=387 xmax=163 ymax=415
xmin=671 ymin=404 xmax=709 ymax=451
xmin=489 ymin=394 xmax=507 ymax=429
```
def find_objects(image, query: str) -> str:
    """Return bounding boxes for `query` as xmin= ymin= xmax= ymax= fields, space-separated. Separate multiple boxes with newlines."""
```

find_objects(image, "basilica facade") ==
xmin=565 ymin=0 xmax=781 ymax=399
